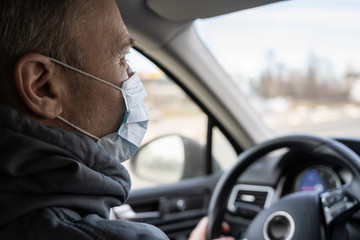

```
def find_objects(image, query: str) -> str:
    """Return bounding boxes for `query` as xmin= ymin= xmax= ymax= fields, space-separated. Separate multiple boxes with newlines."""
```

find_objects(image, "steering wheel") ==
xmin=207 ymin=134 xmax=360 ymax=240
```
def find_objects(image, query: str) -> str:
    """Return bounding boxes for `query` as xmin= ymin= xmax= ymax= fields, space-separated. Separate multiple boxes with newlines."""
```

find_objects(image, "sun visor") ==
xmin=146 ymin=0 xmax=285 ymax=21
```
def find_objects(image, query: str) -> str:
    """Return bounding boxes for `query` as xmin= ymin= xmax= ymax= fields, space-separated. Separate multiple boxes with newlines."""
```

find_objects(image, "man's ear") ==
xmin=14 ymin=53 xmax=63 ymax=119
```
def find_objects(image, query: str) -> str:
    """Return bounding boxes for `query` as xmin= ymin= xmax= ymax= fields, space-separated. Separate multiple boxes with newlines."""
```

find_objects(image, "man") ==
xmin=0 ymin=0 xmax=233 ymax=239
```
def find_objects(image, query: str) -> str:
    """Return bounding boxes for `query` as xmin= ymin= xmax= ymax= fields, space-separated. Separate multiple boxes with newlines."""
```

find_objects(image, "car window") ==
xmin=123 ymin=49 xmax=238 ymax=190
xmin=195 ymin=0 xmax=360 ymax=137
xmin=212 ymin=126 xmax=237 ymax=171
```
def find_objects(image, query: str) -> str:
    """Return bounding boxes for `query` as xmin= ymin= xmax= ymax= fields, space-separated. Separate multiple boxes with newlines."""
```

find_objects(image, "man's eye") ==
xmin=120 ymin=57 xmax=130 ymax=68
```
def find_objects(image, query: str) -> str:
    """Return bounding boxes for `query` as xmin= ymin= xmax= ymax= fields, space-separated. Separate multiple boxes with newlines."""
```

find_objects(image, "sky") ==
xmin=195 ymin=0 xmax=360 ymax=79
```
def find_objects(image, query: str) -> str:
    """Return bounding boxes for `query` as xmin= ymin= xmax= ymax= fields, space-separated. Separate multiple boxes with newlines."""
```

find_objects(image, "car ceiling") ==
xmin=147 ymin=0 xmax=284 ymax=21
xmin=116 ymin=0 xmax=283 ymax=49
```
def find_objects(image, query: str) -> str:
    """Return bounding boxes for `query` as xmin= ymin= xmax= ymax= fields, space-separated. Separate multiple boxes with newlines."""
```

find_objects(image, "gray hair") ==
xmin=0 ymin=0 xmax=90 ymax=77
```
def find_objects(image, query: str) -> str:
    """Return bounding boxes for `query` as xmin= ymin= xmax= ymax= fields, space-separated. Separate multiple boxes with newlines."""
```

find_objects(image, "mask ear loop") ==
xmin=57 ymin=116 xmax=100 ymax=141
xmin=48 ymin=57 xmax=122 ymax=91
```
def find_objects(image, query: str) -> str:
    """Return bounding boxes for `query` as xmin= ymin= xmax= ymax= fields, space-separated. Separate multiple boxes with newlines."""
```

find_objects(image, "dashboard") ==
xmin=235 ymin=137 xmax=358 ymax=197
xmin=279 ymin=154 xmax=352 ymax=197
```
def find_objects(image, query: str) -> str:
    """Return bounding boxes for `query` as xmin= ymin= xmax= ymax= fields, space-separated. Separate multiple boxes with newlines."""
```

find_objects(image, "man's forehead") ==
xmin=82 ymin=0 xmax=132 ymax=58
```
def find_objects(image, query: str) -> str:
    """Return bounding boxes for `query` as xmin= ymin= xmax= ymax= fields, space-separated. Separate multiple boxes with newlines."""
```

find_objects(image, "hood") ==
xmin=0 ymin=103 xmax=131 ymax=228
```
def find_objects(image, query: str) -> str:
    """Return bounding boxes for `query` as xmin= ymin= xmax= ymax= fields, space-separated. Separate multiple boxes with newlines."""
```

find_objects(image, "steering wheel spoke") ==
xmin=321 ymin=186 xmax=359 ymax=226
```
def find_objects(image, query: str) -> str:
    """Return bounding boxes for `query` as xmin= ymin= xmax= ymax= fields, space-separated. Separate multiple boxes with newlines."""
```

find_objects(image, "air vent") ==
xmin=228 ymin=184 xmax=274 ymax=219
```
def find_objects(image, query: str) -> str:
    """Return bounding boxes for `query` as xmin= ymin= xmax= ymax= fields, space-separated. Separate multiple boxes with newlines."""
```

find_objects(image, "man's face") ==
xmin=59 ymin=0 xmax=133 ymax=138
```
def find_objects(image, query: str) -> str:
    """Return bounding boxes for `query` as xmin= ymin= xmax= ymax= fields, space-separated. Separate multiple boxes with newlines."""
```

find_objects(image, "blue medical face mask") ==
xmin=49 ymin=58 xmax=149 ymax=162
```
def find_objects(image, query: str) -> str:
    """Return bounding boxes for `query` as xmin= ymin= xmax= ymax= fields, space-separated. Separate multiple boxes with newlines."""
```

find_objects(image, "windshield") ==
xmin=195 ymin=0 xmax=360 ymax=137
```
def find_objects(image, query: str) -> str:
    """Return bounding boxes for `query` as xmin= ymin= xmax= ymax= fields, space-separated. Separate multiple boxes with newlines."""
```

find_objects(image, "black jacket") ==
xmin=0 ymin=103 xmax=168 ymax=239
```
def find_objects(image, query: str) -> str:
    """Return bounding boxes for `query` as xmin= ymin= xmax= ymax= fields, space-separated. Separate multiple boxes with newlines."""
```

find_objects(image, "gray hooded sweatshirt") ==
xmin=0 ymin=103 xmax=168 ymax=240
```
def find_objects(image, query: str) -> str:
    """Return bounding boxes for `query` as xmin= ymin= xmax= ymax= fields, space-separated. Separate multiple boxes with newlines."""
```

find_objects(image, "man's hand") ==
xmin=188 ymin=217 xmax=235 ymax=240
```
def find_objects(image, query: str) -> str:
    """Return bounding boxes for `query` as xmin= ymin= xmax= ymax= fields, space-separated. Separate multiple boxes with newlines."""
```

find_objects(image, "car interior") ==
xmin=111 ymin=0 xmax=360 ymax=239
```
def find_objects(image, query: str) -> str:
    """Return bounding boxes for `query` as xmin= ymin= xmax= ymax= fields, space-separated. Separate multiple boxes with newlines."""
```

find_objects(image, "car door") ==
xmin=110 ymin=49 xmax=240 ymax=240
